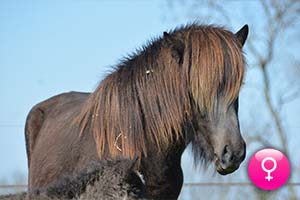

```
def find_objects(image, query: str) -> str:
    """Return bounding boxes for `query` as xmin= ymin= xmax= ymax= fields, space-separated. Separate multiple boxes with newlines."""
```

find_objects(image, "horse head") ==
xmin=188 ymin=25 xmax=248 ymax=175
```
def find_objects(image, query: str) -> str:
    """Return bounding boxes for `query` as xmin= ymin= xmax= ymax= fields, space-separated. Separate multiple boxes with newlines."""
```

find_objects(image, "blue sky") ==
xmin=0 ymin=0 xmax=185 ymax=183
xmin=0 ymin=2 xmax=299 ymax=198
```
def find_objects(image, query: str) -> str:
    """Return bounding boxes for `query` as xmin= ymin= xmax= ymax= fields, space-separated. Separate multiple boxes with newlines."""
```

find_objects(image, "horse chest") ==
xmin=139 ymin=146 xmax=185 ymax=199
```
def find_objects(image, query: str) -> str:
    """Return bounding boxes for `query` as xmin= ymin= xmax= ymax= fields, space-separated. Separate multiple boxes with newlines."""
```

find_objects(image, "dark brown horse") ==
xmin=25 ymin=24 xmax=248 ymax=199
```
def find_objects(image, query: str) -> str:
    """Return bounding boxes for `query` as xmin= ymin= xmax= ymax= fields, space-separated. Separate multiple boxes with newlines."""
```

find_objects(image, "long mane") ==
xmin=75 ymin=24 xmax=245 ymax=159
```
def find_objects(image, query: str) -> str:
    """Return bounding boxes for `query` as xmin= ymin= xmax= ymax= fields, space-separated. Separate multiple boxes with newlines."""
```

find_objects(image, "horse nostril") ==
xmin=221 ymin=145 xmax=233 ymax=164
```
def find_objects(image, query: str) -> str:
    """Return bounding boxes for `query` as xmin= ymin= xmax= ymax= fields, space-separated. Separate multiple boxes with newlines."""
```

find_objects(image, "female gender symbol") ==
xmin=248 ymin=148 xmax=290 ymax=190
xmin=261 ymin=157 xmax=277 ymax=181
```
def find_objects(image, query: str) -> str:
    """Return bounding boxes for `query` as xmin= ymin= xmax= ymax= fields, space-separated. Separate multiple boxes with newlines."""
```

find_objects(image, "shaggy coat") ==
xmin=0 ymin=159 xmax=146 ymax=200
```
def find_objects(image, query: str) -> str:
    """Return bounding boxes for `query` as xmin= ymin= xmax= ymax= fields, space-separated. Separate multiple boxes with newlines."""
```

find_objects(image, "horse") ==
xmin=0 ymin=158 xmax=146 ymax=200
xmin=25 ymin=24 xmax=249 ymax=199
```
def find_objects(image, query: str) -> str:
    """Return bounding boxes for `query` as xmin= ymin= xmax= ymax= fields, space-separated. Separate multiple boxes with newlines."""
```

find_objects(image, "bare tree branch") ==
xmin=166 ymin=0 xmax=300 ymax=198
xmin=246 ymin=135 xmax=272 ymax=147
xmin=280 ymin=88 xmax=300 ymax=105
xmin=254 ymin=1 xmax=298 ymax=198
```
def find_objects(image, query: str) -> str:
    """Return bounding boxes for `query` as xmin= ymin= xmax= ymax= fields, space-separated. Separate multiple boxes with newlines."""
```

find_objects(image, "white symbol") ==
xmin=261 ymin=157 xmax=277 ymax=181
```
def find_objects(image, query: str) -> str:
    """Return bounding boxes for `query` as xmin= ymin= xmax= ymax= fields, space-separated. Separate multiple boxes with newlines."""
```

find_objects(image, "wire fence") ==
xmin=1 ymin=182 xmax=300 ymax=188
xmin=1 ymin=183 xmax=300 ymax=199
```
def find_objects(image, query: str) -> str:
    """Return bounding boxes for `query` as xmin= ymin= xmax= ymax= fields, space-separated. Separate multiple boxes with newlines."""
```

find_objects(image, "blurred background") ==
xmin=0 ymin=0 xmax=300 ymax=199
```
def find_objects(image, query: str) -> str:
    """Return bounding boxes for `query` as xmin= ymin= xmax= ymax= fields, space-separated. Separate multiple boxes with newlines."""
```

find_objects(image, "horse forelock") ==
xmin=186 ymin=26 xmax=245 ymax=114
xmin=75 ymin=24 xmax=245 ymax=160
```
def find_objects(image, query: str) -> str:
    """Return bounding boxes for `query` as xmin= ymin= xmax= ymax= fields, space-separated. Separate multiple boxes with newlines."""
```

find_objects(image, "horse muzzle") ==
xmin=214 ymin=143 xmax=246 ymax=175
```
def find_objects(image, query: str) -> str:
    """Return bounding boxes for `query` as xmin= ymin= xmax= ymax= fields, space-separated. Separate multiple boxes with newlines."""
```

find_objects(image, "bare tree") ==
xmin=166 ymin=0 xmax=300 ymax=199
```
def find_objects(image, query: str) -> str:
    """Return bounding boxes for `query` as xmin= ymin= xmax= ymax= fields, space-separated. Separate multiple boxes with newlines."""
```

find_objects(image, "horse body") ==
xmin=26 ymin=24 xmax=249 ymax=199
xmin=26 ymin=92 xmax=184 ymax=199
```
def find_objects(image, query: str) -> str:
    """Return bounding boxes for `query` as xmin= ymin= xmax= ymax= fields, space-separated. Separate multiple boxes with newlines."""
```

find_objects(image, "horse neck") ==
xmin=140 ymin=138 xmax=186 ymax=199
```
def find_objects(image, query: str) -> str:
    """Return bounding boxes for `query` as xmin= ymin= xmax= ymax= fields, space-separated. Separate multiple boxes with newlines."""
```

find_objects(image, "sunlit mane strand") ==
xmin=75 ymin=24 xmax=245 ymax=159
xmin=186 ymin=27 xmax=244 ymax=113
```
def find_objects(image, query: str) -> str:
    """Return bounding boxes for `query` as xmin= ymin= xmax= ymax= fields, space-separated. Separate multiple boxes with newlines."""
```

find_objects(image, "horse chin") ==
xmin=214 ymin=158 xmax=240 ymax=175
xmin=215 ymin=164 xmax=238 ymax=175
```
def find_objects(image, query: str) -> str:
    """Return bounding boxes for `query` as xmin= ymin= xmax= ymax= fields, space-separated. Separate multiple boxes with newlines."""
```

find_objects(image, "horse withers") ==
xmin=25 ymin=24 xmax=248 ymax=199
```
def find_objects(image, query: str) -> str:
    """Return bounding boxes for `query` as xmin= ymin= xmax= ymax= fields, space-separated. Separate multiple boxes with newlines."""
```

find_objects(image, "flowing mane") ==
xmin=75 ymin=24 xmax=245 ymax=159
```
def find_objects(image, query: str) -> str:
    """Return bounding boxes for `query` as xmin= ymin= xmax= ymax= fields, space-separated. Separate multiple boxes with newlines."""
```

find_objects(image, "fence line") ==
xmin=1 ymin=182 xmax=300 ymax=189
xmin=183 ymin=182 xmax=300 ymax=186
xmin=0 ymin=185 xmax=26 ymax=189
xmin=0 ymin=125 xmax=24 ymax=128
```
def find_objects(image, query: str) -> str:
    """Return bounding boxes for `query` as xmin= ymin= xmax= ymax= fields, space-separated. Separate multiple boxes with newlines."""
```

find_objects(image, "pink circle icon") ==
xmin=248 ymin=148 xmax=290 ymax=190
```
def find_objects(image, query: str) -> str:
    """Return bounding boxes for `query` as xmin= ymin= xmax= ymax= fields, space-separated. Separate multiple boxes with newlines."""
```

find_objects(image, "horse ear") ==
xmin=163 ymin=32 xmax=185 ymax=64
xmin=235 ymin=25 xmax=249 ymax=46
